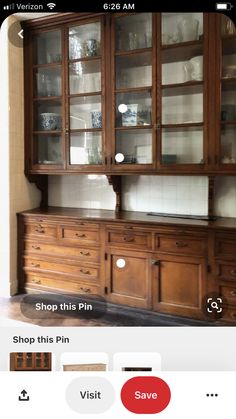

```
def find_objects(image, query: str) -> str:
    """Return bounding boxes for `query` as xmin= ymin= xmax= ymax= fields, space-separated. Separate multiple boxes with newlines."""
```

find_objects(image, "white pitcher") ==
xmin=183 ymin=56 xmax=203 ymax=81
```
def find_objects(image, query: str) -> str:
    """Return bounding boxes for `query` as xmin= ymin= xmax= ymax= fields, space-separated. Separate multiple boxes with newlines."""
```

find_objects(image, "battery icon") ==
xmin=216 ymin=2 xmax=233 ymax=10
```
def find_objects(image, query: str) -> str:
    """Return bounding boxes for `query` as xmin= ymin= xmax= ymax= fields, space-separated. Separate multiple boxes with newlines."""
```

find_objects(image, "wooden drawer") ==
xmin=215 ymin=235 xmax=236 ymax=259
xmin=24 ymin=241 xmax=99 ymax=262
xmin=219 ymin=284 xmax=236 ymax=305
xmin=60 ymin=226 xmax=99 ymax=245
xmin=221 ymin=306 xmax=236 ymax=324
xmin=107 ymin=230 xmax=152 ymax=249
xmin=24 ymin=223 xmax=57 ymax=239
xmin=24 ymin=273 xmax=100 ymax=295
xmin=24 ymin=257 xmax=99 ymax=281
xmin=216 ymin=263 xmax=236 ymax=282
xmin=155 ymin=235 xmax=207 ymax=255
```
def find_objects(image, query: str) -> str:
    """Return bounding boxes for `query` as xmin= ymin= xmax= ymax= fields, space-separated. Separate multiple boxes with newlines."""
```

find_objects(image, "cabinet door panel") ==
xmin=106 ymin=249 xmax=151 ymax=309
xmin=153 ymin=254 xmax=207 ymax=319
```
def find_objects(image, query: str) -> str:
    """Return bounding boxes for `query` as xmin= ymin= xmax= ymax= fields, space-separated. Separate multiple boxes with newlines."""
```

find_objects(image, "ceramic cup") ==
xmin=91 ymin=111 xmax=102 ymax=128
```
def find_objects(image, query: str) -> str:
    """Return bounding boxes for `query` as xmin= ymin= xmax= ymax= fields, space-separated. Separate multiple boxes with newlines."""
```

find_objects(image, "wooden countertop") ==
xmin=18 ymin=207 xmax=236 ymax=230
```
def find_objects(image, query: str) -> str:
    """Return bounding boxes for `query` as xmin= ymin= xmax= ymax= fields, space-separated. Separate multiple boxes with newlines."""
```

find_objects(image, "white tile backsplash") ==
xmin=49 ymin=174 xmax=210 ymax=216
xmin=122 ymin=176 xmax=208 ymax=215
xmin=48 ymin=175 xmax=116 ymax=210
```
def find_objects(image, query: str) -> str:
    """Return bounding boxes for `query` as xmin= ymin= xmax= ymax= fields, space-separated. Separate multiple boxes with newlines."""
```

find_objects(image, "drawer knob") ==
xmin=75 ymin=233 xmax=86 ymax=238
xmin=32 ymin=245 xmax=41 ymax=250
xmin=34 ymin=228 xmax=45 ymax=233
xmin=80 ymin=269 xmax=90 ymax=275
xmin=151 ymin=260 xmax=160 ymax=266
xmin=175 ymin=241 xmax=188 ymax=248
xmin=230 ymin=290 xmax=236 ymax=297
xmin=231 ymin=312 xmax=236 ymax=319
xmin=80 ymin=251 xmax=90 ymax=256
xmin=31 ymin=279 xmax=41 ymax=284
xmin=230 ymin=270 xmax=236 ymax=276
xmin=31 ymin=263 xmax=40 ymax=268
xmin=123 ymin=235 xmax=134 ymax=242
xmin=79 ymin=287 xmax=91 ymax=293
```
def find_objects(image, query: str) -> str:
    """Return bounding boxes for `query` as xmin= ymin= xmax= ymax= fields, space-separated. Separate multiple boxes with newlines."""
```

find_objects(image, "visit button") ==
xmin=121 ymin=376 xmax=171 ymax=414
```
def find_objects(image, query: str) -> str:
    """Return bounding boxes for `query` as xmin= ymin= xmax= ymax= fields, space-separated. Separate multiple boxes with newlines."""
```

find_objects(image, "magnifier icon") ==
xmin=211 ymin=301 xmax=219 ymax=310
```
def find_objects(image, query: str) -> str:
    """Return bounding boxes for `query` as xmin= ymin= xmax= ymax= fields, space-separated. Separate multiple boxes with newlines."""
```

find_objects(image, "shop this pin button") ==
xmin=121 ymin=376 xmax=171 ymax=414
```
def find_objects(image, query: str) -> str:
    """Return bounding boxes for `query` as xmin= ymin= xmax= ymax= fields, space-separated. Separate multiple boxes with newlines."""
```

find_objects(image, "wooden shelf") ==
xmin=69 ymin=56 xmax=101 ymax=63
xmin=221 ymin=77 xmax=236 ymax=91
xmin=162 ymin=123 xmax=203 ymax=130
xmin=115 ymin=47 xmax=152 ymax=57
xmin=162 ymin=81 xmax=203 ymax=96
xmin=115 ymin=125 xmax=152 ymax=130
xmin=221 ymin=121 xmax=236 ymax=126
xmin=115 ymin=87 xmax=152 ymax=94
xmin=33 ymin=63 xmax=62 ymax=69
xmin=161 ymin=40 xmax=203 ymax=64
xmin=33 ymin=131 xmax=62 ymax=135
xmin=33 ymin=96 xmax=62 ymax=101
xmin=70 ymin=128 xmax=102 ymax=133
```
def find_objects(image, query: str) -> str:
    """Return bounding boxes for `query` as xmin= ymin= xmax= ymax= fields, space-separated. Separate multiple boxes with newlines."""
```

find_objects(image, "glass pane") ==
xmin=16 ymin=354 xmax=23 ymax=368
xmin=26 ymin=353 xmax=33 ymax=368
xmin=69 ymin=22 xmax=101 ymax=60
xmin=34 ymin=135 xmax=63 ymax=165
xmin=34 ymin=31 xmax=61 ymax=65
xmin=69 ymin=61 xmax=101 ymax=94
xmin=35 ymin=101 xmax=62 ymax=131
xmin=221 ymin=88 xmax=236 ymax=122
xmin=162 ymin=90 xmax=203 ymax=124
xmin=44 ymin=353 xmax=49 ymax=368
xmin=161 ymin=127 xmax=203 ymax=164
xmin=221 ymin=126 xmax=236 ymax=164
xmin=161 ymin=13 xmax=203 ymax=45
xmin=70 ymin=133 xmax=102 ymax=165
xmin=70 ymin=96 xmax=101 ymax=130
xmin=222 ymin=41 xmax=236 ymax=79
xmin=35 ymin=68 xmax=61 ymax=97
xmin=115 ymin=13 xmax=152 ymax=51
xmin=115 ymin=130 xmax=152 ymax=164
xmin=116 ymin=53 xmax=152 ymax=89
xmin=116 ymin=92 xmax=151 ymax=127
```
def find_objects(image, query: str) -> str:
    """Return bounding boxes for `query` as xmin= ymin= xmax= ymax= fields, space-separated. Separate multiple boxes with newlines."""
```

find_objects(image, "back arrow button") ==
xmin=18 ymin=29 xmax=24 ymax=39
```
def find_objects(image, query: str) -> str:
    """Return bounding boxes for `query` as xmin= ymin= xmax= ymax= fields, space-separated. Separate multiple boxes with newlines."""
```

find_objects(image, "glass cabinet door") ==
xmin=160 ymin=13 xmax=205 ymax=167
xmin=112 ymin=13 xmax=153 ymax=168
xmin=219 ymin=15 xmax=236 ymax=167
xmin=32 ymin=30 xmax=64 ymax=168
xmin=68 ymin=20 xmax=104 ymax=168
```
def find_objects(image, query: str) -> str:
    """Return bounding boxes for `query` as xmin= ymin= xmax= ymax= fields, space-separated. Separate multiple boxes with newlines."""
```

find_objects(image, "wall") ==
xmin=0 ymin=16 xmax=41 ymax=297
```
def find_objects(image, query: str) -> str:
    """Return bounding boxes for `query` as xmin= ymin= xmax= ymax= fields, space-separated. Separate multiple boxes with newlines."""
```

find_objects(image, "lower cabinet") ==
xmin=105 ymin=248 xmax=152 ymax=309
xmin=18 ymin=210 xmax=236 ymax=324
xmin=152 ymin=254 xmax=207 ymax=319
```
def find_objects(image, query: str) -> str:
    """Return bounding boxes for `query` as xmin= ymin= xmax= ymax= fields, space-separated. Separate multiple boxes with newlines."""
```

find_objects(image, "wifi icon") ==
xmin=47 ymin=2 xmax=56 ymax=9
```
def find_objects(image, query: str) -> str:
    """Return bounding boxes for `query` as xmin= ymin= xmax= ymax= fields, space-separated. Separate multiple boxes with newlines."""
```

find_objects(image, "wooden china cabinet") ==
xmin=10 ymin=352 xmax=52 ymax=371
xmin=18 ymin=12 xmax=236 ymax=325
xmin=22 ymin=12 xmax=236 ymax=175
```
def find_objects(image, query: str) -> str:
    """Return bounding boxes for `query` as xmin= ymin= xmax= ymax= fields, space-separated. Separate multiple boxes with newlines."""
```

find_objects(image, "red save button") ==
xmin=121 ymin=376 xmax=171 ymax=414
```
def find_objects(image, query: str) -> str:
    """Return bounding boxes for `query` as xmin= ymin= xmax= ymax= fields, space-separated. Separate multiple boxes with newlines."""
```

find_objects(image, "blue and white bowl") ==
xmin=39 ymin=113 xmax=62 ymax=131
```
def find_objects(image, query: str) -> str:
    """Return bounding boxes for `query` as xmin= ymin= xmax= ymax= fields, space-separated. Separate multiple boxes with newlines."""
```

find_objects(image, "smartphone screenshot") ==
xmin=0 ymin=1 xmax=236 ymax=417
